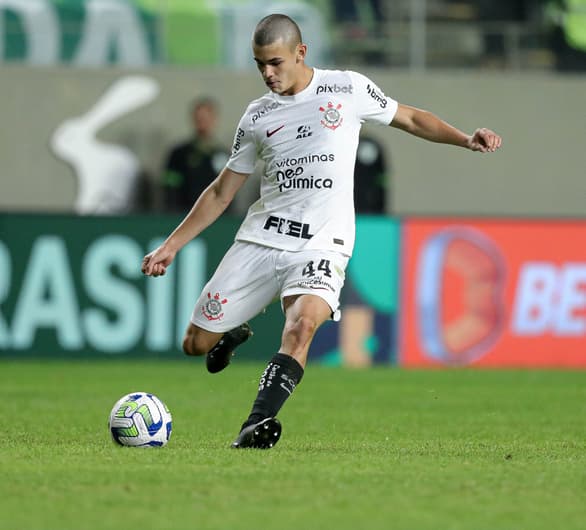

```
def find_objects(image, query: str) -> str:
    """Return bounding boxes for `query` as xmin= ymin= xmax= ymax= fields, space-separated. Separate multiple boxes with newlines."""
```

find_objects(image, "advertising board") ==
xmin=400 ymin=220 xmax=586 ymax=367
xmin=0 ymin=214 xmax=282 ymax=358
xmin=0 ymin=214 xmax=398 ymax=364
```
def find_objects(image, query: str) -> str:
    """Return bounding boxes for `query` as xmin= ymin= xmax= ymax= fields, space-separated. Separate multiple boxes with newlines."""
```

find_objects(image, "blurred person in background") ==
xmin=161 ymin=97 xmax=230 ymax=213
xmin=354 ymin=133 xmax=390 ymax=214
xmin=142 ymin=13 xmax=502 ymax=450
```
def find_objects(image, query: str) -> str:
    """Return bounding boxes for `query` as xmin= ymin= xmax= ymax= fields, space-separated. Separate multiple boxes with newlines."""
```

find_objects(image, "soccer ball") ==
xmin=108 ymin=392 xmax=172 ymax=447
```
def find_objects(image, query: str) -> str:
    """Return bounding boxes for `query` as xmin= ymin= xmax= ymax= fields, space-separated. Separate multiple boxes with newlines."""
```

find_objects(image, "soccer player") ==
xmin=141 ymin=13 xmax=502 ymax=449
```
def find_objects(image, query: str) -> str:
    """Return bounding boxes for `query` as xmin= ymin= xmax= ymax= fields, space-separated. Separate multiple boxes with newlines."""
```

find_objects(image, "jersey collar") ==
xmin=271 ymin=68 xmax=320 ymax=104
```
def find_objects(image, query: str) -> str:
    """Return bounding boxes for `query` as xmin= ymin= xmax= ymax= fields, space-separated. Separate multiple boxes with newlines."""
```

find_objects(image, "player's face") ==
xmin=253 ymin=39 xmax=306 ymax=96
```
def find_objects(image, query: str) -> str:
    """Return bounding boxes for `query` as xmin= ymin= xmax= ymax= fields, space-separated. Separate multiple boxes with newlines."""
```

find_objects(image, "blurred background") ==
xmin=0 ymin=0 xmax=584 ymax=367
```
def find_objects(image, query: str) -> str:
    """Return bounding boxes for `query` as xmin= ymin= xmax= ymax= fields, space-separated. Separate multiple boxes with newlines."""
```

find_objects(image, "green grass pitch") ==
xmin=0 ymin=360 xmax=585 ymax=530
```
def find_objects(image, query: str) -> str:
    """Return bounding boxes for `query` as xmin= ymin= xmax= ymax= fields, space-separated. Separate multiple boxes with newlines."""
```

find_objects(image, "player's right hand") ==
xmin=141 ymin=246 xmax=176 ymax=277
xmin=467 ymin=128 xmax=502 ymax=153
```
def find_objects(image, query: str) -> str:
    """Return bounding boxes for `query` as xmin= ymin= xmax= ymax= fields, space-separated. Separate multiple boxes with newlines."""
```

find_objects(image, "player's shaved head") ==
xmin=253 ymin=14 xmax=302 ymax=50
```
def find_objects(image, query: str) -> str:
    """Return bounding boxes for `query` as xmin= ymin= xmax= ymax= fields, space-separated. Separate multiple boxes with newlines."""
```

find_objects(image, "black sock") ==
xmin=242 ymin=353 xmax=304 ymax=429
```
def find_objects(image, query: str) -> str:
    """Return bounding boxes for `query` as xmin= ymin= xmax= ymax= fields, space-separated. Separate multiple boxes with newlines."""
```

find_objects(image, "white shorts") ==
xmin=191 ymin=241 xmax=349 ymax=333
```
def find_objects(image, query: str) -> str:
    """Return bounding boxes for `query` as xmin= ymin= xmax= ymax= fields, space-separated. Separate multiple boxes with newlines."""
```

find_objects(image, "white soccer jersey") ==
xmin=226 ymin=68 xmax=398 ymax=257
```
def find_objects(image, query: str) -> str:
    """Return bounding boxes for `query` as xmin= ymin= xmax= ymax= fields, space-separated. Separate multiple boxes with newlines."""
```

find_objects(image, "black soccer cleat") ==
xmin=206 ymin=323 xmax=253 ymax=374
xmin=231 ymin=418 xmax=282 ymax=449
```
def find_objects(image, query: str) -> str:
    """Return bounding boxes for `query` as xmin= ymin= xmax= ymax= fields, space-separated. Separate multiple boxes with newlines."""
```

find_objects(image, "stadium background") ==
xmin=1 ymin=4 xmax=585 ymax=530
xmin=0 ymin=0 xmax=585 ymax=367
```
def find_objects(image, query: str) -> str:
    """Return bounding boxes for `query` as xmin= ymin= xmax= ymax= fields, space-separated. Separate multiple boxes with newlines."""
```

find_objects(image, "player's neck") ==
xmin=286 ymin=65 xmax=314 ymax=96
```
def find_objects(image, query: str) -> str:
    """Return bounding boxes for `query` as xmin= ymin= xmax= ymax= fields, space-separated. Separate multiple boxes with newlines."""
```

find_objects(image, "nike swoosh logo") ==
xmin=266 ymin=125 xmax=285 ymax=138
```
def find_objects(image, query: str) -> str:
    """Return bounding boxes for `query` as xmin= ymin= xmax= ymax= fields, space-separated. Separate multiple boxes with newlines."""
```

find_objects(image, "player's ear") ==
xmin=296 ymin=43 xmax=307 ymax=63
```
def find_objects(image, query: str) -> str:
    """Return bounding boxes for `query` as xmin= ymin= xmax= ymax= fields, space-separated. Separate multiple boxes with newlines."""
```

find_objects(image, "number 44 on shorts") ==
xmin=302 ymin=259 xmax=332 ymax=278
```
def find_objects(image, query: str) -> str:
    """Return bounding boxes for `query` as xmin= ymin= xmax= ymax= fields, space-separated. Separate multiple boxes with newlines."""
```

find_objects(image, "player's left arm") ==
xmin=390 ymin=103 xmax=502 ymax=153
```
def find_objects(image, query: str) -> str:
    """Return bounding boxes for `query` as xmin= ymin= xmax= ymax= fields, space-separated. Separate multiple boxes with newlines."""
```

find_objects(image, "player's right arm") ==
xmin=142 ymin=167 xmax=249 ymax=277
xmin=391 ymin=104 xmax=502 ymax=153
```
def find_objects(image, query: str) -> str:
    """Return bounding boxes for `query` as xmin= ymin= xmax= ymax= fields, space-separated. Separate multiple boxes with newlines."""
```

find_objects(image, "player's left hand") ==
xmin=467 ymin=128 xmax=502 ymax=153
xmin=142 ymin=245 xmax=176 ymax=277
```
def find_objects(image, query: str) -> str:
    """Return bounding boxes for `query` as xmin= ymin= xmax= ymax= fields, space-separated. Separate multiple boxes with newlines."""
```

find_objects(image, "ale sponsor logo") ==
xmin=296 ymin=125 xmax=313 ymax=139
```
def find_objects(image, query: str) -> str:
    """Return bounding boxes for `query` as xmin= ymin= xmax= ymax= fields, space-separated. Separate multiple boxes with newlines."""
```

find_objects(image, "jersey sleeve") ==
xmin=349 ymin=71 xmax=398 ymax=125
xmin=226 ymin=110 xmax=257 ymax=175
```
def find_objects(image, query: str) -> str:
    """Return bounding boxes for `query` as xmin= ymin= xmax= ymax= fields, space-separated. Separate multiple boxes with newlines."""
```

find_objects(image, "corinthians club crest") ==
xmin=202 ymin=292 xmax=228 ymax=321
xmin=319 ymin=102 xmax=343 ymax=130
